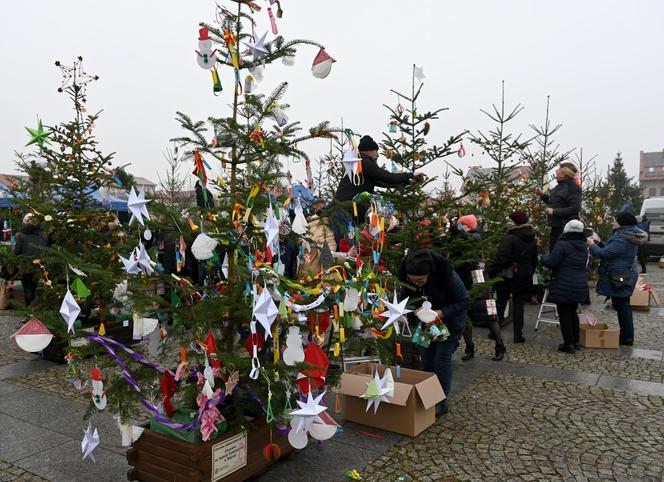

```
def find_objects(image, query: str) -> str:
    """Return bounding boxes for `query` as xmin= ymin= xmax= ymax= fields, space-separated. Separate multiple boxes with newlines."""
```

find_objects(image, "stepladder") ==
xmin=535 ymin=288 xmax=559 ymax=330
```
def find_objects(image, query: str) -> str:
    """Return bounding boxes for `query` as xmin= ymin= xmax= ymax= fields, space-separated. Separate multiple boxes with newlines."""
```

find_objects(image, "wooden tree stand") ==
xmin=127 ymin=417 xmax=293 ymax=482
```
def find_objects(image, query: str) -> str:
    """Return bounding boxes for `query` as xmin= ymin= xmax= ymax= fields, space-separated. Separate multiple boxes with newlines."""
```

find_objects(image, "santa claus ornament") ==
xmin=90 ymin=367 xmax=107 ymax=410
xmin=311 ymin=48 xmax=335 ymax=79
xmin=11 ymin=317 xmax=53 ymax=353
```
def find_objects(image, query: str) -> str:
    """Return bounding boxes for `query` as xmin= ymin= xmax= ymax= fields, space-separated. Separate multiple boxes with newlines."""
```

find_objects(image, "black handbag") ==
xmin=609 ymin=269 xmax=632 ymax=289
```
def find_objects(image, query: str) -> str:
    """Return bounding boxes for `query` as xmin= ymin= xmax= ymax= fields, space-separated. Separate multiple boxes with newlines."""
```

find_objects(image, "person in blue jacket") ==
xmin=541 ymin=220 xmax=590 ymax=353
xmin=399 ymin=249 xmax=470 ymax=417
xmin=587 ymin=212 xmax=648 ymax=346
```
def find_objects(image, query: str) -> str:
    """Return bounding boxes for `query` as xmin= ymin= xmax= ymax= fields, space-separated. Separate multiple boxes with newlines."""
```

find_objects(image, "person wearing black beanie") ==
xmin=615 ymin=212 xmax=637 ymax=227
xmin=333 ymin=135 xmax=426 ymax=222
xmin=398 ymin=249 xmax=470 ymax=417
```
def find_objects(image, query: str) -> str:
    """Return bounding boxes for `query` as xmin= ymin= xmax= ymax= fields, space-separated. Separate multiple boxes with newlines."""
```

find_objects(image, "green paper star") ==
xmin=25 ymin=119 xmax=52 ymax=148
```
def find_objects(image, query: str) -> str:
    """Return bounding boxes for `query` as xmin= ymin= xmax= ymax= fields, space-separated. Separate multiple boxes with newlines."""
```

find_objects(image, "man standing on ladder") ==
xmin=536 ymin=162 xmax=582 ymax=252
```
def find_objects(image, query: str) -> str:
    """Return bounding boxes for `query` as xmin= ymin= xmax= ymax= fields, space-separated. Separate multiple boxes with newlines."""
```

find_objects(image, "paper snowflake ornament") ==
xmin=11 ymin=317 xmax=54 ymax=352
xmin=127 ymin=186 xmax=151 ymax=226
xmin=247 ymin=30 xmax=269 ymax=61
xmin=25 ymin=119 xmax=52 ymax=148
xmin=81 ymin=423 xmax=100 ymax=462
xmin=60 ymin=289 xmax=81 ymax=334
xmin=263 ymin=205 xmax=280 ymax=249
xmin=379 ymin=293 xmax=412 ymax=335
xmin=361 ymin=369 xmax=394 ymax=413
xmin=342 ymin=147 xmax=361 ymax=181
xmin=252 ymin=288 xmax=279 ymax=338
xmin=312 ymin=47 xmax=335 ymax=79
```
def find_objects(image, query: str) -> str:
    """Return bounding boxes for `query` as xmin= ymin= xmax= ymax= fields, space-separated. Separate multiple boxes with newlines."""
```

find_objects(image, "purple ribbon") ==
xmin=88 ymin=335 xmax=222 ymax=431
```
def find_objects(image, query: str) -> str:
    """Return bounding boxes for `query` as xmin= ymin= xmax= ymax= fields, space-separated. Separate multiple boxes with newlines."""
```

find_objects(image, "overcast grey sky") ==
xmin=1 ymin=0 xmax=663 ymax=190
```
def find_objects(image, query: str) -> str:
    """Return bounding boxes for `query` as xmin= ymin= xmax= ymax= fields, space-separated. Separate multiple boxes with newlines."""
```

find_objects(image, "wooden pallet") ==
xmin=127 ymin=417 xmax=293 ymax=482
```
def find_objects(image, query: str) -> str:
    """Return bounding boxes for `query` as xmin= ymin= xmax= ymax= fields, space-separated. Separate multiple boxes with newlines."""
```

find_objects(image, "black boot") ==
xmin=558 ymin=343 xmax=575 ymax=354
xmin=462 ymin=344 xmax=475 ymax=361
xmin=492 ymin=343 xmax=506 ymax=361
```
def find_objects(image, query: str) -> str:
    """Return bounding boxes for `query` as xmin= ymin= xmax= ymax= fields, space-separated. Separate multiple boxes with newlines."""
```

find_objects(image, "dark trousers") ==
xmin=419 ymin=333 xmax=461 ymax=410
xmin=549 ymin=226 xmax=563 ymax=253
xmin=462 ymin=318 xmax=473 ymax=348
xmin=496 ymin=288 xmax=528 ymax=341
xmin=611 ymin=296 xmax=634 ymax=341
xmin=22 ymin=274 xmax=37 ymax=307
xmin=556 ymin=302 xmax=580 ymax=346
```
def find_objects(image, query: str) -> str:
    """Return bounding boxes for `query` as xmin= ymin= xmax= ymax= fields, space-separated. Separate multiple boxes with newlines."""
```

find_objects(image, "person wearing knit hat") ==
xmin=508 ymin=211 xmax=529 ymax=226
xmin=443 ymin=214 xmax=482 ymax=361
xmin=398 ymin=249 xmax=470 ymax=416
xmin=487 ymin=213 xmax=538 ymax=359
xmin=457 ymin=214 xmax=478 ymax=232
xmin=536 ymin=162 xmax=582 ymax=252
xmin=587 ymin=212 xmax=648 ymax=346
xmin=334 ymin=135 xmax=426 ymax=221
xmin=541 ymin=219 xmax=590 ymax=353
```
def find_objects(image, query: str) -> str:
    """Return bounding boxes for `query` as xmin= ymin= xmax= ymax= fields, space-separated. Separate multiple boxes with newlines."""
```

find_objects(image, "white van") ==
xmin=640 ymin=197 xmax=664 ymax=257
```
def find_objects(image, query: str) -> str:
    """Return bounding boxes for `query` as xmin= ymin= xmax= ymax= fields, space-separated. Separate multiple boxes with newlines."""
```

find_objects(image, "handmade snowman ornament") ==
xmin=283 ymin=326 xmax=305 ymax=366
xmin=90 ymin=367 xmax=107 ymax=410
xmin=196 ymin=28 xmax=217 ymax=69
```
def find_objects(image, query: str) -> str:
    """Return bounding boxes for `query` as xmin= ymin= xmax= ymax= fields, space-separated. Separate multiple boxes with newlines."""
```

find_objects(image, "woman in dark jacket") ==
xmin=14 ymin=214 xmax=48 ymax=307
xmin=541 ymin=220 xmax=590 ymax=353
xmin=399 ymin=249 xmax=470 ymax=416
xmin=487 ymin=212 xmax=538 ymax=361
xmin=587 ymin=212 xmax=648 ymax=346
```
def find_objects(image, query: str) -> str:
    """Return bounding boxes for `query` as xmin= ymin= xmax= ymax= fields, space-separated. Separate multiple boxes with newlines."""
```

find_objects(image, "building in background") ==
xmin=639 ymin=150 xmax=664 ymax=199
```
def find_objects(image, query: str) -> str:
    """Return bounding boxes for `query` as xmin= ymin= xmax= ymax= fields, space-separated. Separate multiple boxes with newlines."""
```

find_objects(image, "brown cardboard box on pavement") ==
xmin=338 ymin=362 xmax=445 ymax=437
xmin=580 ymin=323 xmax=619 ymax=348
xmin=631 ymin=275 xmax=650 ymax=311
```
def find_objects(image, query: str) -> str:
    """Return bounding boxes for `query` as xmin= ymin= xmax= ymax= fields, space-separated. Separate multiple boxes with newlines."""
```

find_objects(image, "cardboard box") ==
xmin=580 ymin=323 xmax=619 ymax=349
xmin=338 ymin=363 xmax=445 ymax=437
xmin=631 ymin=275 xmax=650 ymax=310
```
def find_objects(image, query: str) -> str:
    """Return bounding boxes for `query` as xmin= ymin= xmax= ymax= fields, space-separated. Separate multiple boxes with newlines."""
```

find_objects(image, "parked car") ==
xmin=640 ymin=198 xmax=664 ymax=257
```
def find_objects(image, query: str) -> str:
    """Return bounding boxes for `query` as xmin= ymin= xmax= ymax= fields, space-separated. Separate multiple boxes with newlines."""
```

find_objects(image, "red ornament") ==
xmin=306 ymin=310 xmax=330 ymax=335
xmin=295 ymin=342 xmax=329 ymax=394
xmin=245 ymin=330 xmax=265 ymax=354
xmin=205 ymin=331 xmax=217 ymax=355
xmin=160 ymin=371 xmax=177 ymax=417
xmin=262 ymin=443 xmax=282 ymax=461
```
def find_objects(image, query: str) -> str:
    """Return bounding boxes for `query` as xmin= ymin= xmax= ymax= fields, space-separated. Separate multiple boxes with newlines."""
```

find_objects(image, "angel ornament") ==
xmin=412 ymin=301 xmax=450 ymax=347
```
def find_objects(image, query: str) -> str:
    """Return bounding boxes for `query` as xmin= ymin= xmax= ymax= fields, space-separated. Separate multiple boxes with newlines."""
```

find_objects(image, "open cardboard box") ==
xmin=338 ymin=363 xmax=445 ymax=437
xmin=580 ymin=323 xmax=619 ymax=349
xmin=631 ymin=274 xmax=659 ymax=311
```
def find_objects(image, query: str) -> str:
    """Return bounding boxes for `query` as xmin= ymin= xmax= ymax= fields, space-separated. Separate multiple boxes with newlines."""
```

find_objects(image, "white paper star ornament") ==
xmin=127 ymin=186 xmax=151 ymax=226
xmin=290 ymin=391 xmax=327 ymax=434
xmin=263 ymin=205 xmax=280 ymax=249
xmin=60 ymin=289 xmax=81 ymax=333
xmin=361 ymin=369 xmax=394 ymax=413
xmin=81 ymin=423 xmax=100 ymax=462
xmin=342 ymin=147 xmax=361 ymax=181
xmin=379 ymin=293 xmax=412 ymax=335
xmin=252 ymin=288 xmax=279 ymax=338
xmin=247 ymin=31 xmax=269 ymax=61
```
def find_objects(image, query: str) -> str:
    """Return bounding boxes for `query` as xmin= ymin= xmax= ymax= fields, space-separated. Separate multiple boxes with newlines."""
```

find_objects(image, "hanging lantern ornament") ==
xmin=457 ymin=142 xmax=466 ymax=158
xmin=388 ymin=120 xmax=398 ymax=134
xmin=311 ymin=48 xmax=335 ymax=79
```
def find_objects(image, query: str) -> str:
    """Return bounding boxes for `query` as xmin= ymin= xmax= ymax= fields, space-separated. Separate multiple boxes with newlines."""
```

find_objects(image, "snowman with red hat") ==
xmin=196 ymin=28 xmax=217 ymax=69
xmin=90 ymin=367 xmax=107 ymax=410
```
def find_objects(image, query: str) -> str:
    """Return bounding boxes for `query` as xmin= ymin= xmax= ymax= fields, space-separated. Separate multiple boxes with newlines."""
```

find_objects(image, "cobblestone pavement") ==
xmin=472 ymin=338 xmax=664 ymax=383
xmin=0 ymin=460 xmax=48 ymax=482
xmin=0 ymin=315 xmax=40 ymax=367
xmin=364 ymin=372 xmax=664 ymax=482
